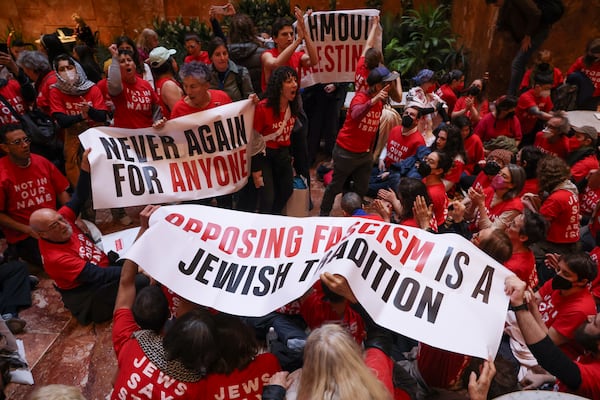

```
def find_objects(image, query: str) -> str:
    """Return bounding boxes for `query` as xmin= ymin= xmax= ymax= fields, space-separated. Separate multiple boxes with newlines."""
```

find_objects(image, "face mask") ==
xmin=417 ymin=162 xmax=432 ymax=177
xmin=505 ymin=111 xmax=515 ymax=119
xmin=63 ymin=69 xmax=77 ymax=84
xmin=468 ymin=86 xmax=481 ymax=96
xmin=401 ymin=115 xmax=414 ymax=128
xmin=569 ymin=136 xmax=582 ymax=150
xmin=552 ymin=274 xmax=573 ymax=291
xmin=490 ymin=175 xmax=508 ymax=190
xmin=584 ymin=54 xmax=600 ymax=64
xmin=483 ymin=160 xmax=501 ymax=176
xmin=540 ymin=89 xmax=551 ymax=98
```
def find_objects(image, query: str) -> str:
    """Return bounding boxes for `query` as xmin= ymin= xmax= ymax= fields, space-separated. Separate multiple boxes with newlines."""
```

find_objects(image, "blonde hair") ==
xmin=30 ymin=384 xmax=86 ymax=400
xmin=296 ymin=324 xmax=392 ymax=400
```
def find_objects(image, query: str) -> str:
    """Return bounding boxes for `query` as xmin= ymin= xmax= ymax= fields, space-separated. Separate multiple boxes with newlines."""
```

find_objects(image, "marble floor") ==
xmin=6 ymin=165 xmax=344 ymax=399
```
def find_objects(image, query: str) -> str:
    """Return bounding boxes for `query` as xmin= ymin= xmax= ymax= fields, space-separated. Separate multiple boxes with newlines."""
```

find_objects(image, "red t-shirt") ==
xmin=472 ymin=171 xmax=492 ymax=192
xmin=300 ymin=283 xmax=366 ymax=344
xmin=112 ymin=309 xmax=205 ymax=400
xmin=154 ymin=76 xmax=181 ymax=119
xmin=336 ymin=91 xmax=383 ymax=153
xmin=520 ymin=178 xmax=539 ymax=196
xmin=0 ymin=79 xmax=26 ymax=125
xmin=426 ymin=181 xmax=448 ymax=227
xmin=36 ymin=71 xmax=57 ymax=114
xmin=540 ymin=189 xmax=580 ymax=243
xmin=49 ymin=85 xmax=108 ymax=125
xmin=260 ymin=48 xmax=304 ymax=92
xmin=520 ymin=67 xmax=563 ymax=91
xmin=200 ymin=353 xmax=281 ymax=400
xmin=383 ymin=127 xmax=425 ymax=167
xmin=453 ymin=97 xmax=489 ymax=129
xmin=571 ymin=154 xmax=600 ymax=183
xmin=444 ymin=157 xmax=465 ymax=185
xmin=567 ymin=57 xmax=600 ymax=97
xmin=516 ymin=89 xmax=553 ymax=136
xmin=38 ymin=206 xmax=109 ymax=290
xmin=0 ymin=154 xmax=69 ymax=243
xmin=505 ymin=250 xmax=538 ymax=289
xmin=436 ymin=84 xmax=458 ymax=114
xmin=417 ymin=343 xmax=471 ymax=389
xmin=482 ymin=187 xmax=524 ymax=223
xmin=463 ymin=134 xmax=484 ymax=175
xmin=473 ymin=113 xmax=522 ymax=142
xmin=253 ymin=98 xmax=297 ymax=149
xmin=111 ymin=77 xmax=160 ymax=128
xmin=354 ymin=56 xmax=369 ymax=94
xmin=534 ymin=131 xmax=569 ymax=159
xmin=590 ymin=246 xmax=600 ymax=300
xmin=184 ymin=52 xmax=210 ymax=65
xmin=538 ymin=279 xmax=596 ymax=358
xmin=170 ymin=90 xmax=232 ymax=119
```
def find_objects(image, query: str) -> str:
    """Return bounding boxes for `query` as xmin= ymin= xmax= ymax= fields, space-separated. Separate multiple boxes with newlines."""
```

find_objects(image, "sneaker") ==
xmin=29 ymin=275 xmax=39 ymax=290
xmin=119 ymin=215 xmax=133 ymax=226
xmin=2 ymin=314 xmax=26 ymax=334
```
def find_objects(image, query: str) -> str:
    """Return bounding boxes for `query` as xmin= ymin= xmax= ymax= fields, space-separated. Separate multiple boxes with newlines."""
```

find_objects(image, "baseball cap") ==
xmin=413 ymin=69 xmax=435 ymax=86
xmin=146 ymin=46 xmax=176 ymax=67
xmin=573 ymin=125 xmax=598 ymax=142
xmin=367 ymin=66 xmax=399 ymax=86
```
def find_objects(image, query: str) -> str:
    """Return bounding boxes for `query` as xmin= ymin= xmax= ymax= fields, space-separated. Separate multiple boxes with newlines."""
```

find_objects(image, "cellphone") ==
xmin=0 ymin=44 xmax=8 ymax=54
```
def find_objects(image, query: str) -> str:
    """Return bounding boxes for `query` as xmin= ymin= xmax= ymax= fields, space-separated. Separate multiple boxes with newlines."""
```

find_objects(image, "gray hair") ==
xmin=551 ymin=110 xmax=570 ymax=135
xmin=179 ymin=61 xmax=210 ymax=83
xmin=17 ymin=50 xmax=51 ymax=74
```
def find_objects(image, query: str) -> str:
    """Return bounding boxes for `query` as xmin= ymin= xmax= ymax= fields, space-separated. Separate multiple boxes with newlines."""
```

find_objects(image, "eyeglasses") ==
xmin=5 ymin=136 xmax=31 ymax=146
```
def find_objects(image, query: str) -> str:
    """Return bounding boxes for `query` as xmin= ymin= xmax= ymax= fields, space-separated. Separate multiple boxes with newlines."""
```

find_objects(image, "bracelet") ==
xmin=509 ymin=303 xmax=528 ymax=312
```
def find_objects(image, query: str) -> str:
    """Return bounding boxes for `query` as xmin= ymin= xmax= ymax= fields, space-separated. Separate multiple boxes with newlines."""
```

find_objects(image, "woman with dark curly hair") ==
xmin=430 ymin=123 xmax=466 ymax=192
xmin=534 ymin=155 xmax=581 ymax=284
xmin=242 ymin=66 xmax=300 ymax=215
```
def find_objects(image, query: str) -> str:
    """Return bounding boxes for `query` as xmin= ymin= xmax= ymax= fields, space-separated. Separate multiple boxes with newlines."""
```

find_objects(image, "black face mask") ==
xmin=483 ymin=160 xmax=501 ymax=176
xmin=401 ymin=115 xmax=414 ymax=128
xmin=552 ymin=274 xmax=573 ymax=291
xmin=468 ymin=86 xmax=481 ymax=96
xmin=417 ymin=161 xmax=432 ymax=177
xmin=505 ymin=111 xmax=515 ymax=119
xmin=584 ymin=54 xmax=600 ymax=65
xmin=537 ymin=62 xmax=550 ymax=72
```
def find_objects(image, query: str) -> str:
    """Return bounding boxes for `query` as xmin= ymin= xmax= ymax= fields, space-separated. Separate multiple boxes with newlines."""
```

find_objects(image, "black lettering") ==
xmin=128 ymin=136 xmax=148 ymax=162
xmin=272 ymin=263 xmax=292 ymax=293
xmin=415 ymin=287 xmax=444 ymax=323
xmin=361 ymin=250 xmax=378 ymax=279
xmin=447 ymin=252 xmax=468 ymax=289
xmin=348 ymin=238 xmax=368 ymax=268
xmin=349 ymin=14 xmax=363 ymax=40
xmin=241 ymin=266 xmax=257 ymax=295
xmin=214 ymin=120 xmax=232 ymax=151
xmin=146 ymin=135 xmax=163 ymax=161
xmin=393 ymin=278 xmax=420 ymax=311
xmin=213 ymin=262 xmax=248 ymax=293
xmin=100 ymin=137 xmax=122 ymax=160
xmin=338 ymin=13 xmax=349 ymax=41
xmin=372 ymin=258 xmax=392 ymax=291
xmin=381 ymin=270 xmax=400 ymax=302
xmin=195 ymin=252 xmax=218 ymax=284
xmin=199 ymin=124 xmax=216 ymax=153
xmin=185 ymin=129 xmax=203 ymax=156
xmin=434 ymin=246 xmax=454 ymax=281
xmin=117 ymin=137 xmax=135 ymax=162
xmin=128 ymin=165 xmax=145 ymax=195
xmin=320 ymin=13 xmax=336 ymax=41
xmin=471 ymin=266 xmax=495 ymax=304
xmin=177 ymin=248 xmax=204 ymax=275
xmin=300 ymin=259 xmax=319 ymax=282
xmin=113 ymin=164 xmax=126 ymax=197
xmin=159 ymin=135 xmax=180 ymax=159
xmin=233 ymin=115 xmax=247 ymax=146
xmin=254 ymin=266 xmax=275 ymax=296
xmin=142 ymin=166 xmax=163 ymax=194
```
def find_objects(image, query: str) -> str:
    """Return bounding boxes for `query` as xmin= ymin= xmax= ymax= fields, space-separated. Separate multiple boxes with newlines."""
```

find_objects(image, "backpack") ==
xmin=535 ymin=0 xmax=565 ymax=25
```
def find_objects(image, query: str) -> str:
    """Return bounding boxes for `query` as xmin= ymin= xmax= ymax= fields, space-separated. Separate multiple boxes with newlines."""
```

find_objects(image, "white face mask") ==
xmin=63 ymin=69 xmax=77 ymax=83
xmin=540 ymin=89 xmax=551 ymax=98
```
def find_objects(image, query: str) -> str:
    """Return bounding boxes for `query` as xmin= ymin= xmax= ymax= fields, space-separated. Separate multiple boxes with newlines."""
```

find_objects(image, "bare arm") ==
xmin=361 ymin=15 xmax=380 ymax=57
xmin=0 ymin=212 xmax=39 ymax=239
xmin=57 ymin=191 xmax=71 ymax=206
xmin=160 ymin=80 xmax=183 ymax=112
xmin=296 ymin=7 xmax=318 ymax=68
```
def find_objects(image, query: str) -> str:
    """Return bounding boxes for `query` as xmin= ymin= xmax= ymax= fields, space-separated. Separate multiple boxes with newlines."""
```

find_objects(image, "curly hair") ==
xmin=115 ymin=36 xmax=144 ymax=75
xmin=432 ymin=123 xmax=466 ymax=163
xmin=179 ymin=61 xmax=211 ymax=83
xmin=17 ymin=50 xmax=51 ymax=76
xmin=537 ymin=155 xmax=571 ymax=194
xmin=265 ymin=66 xmax=300 ymax=118
xmin=229 ymin=14 xmax=261 ymax=45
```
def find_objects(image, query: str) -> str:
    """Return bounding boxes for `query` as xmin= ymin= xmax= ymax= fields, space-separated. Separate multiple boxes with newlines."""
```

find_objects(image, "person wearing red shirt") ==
xmin=452 ymin=79 xmax=489 ymax=129
xmin=148 ymin=46 xmax=183 ymax=119
xmin=15 ymin=50 xmax=56 ymax=115
xmin=421 ymin=151 xmax=451 ymax=227
xmin=184 ymin=34 xmax=210 ymax=65
xmin=566 ymin=37 xmax=600 ymax=110
xmin=320 ymin=67 xmax=393 ymax=216
xmin=519 ymin=50 xmax=564 ymax=93
xmin=474 ymin=95 xmax=521 ymax=145
xmin=435 ymin=69 xmax=464 ymax=114
xmin=260 ymin=7 xmax=318 ymax=93
xmin=29 ymin=150 xmax=148 ymax=324
xmin=454 ymin=115 xmax=484 ymax=177
xmin=533 ymin=111 xmax=570 ymax=159
xmin=516 ymin=74 xmax=553 ymax=145
xmin=0 ymin=124 xmax=70 ymax=267
xmin=567 ymin=125 xmax=598 ymax=184
xmin=378 ymin=106 xmax=425 ymax=169
xmin=517 ymin=145 xmax=542 ymax=196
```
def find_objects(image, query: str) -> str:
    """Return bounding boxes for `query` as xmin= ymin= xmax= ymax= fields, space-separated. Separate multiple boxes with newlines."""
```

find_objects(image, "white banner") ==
xmin=300 ymin=9 xmax=381 ymax=88
xmin=125 ymin=205 xmax=513 ymax=359
xmin=79 ymin=100 xmax=254 ymax=208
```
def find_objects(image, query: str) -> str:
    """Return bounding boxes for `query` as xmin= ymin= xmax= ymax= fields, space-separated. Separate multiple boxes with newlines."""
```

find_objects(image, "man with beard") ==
xmin=506 ymin=271 xmax=600 ymax=398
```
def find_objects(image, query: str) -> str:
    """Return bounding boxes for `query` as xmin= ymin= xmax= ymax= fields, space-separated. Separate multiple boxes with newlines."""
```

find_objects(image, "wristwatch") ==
xmin=509 ymin=303 xmax=528 ymax=312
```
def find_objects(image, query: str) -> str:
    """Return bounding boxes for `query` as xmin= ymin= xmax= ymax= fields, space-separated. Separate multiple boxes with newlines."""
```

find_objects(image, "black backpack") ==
xmin=535 ymin=0 xmax=565 ymax=25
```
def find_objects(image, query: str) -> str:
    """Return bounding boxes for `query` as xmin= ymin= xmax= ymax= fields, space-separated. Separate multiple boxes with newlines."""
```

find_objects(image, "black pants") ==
xmin=261 ymin=147 xmax=293 ymax=215
xmin=0 ymin=260 xmax=31 ymax=315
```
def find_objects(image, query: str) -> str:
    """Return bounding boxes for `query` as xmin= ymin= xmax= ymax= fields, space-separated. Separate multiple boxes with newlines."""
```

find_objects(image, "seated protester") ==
xmin=112 ymin=205 xmax=217 ymax=400
xmin=474 ymin=95 xmax=521 ymax=148
xmin=519 ymin=49 xmax=564 ymax=94
xmin=506 ymin=275 xmax=600 ymax=398
xmin=341 ymin=192 xmax=383 ymax=221
xmin=568 ymin=125 xmax=599 ymax=186
xmin=0 ymin=256 xmax=36 ymax=334
xmin=420 ymin=151 xmax=452 ymax=228
xmin=453 ymin=115 xmax=484 ymax=177
xmin=201 ymin=313 xmax=281 ymax=400
xmin=470 ymin=149 xmax=513 ymax=192
xmin=0 ymin=52 xmax=36 ymax=126
xmin=565 ymin=37 xmax=600 ymax=111
xmin=29 ymin=150 xmax=148 ymax=325
xmin=504 ymin=209 xmax=548 ymax=289
xmin=534 ymin=156 xmax=581 ymax=285
xmin=430 ymin=123 xmax=466 ymax=192
xmin=451 ymin=78 xmax=489 ymax=129
xmin=375 ymin=178 xmax=433 ymax=229
xmin=515 ymin=73 xmax=554 ymax=147
xmin=465 ymin=164 xmax=526 ymax=232
xmin=0 ymin=124 xmax=70 ymax=267
xmin=516 ymin=146 xmax=543 ymax=196
xmin=435 ymin=69 xmax=464 ymax=114
xmin=533 ymin=111 xmax=570 ymax=159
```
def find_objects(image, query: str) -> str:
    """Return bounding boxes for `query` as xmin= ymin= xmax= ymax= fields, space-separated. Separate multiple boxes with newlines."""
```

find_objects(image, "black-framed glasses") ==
xmin=5 ymin=136 xmax=31 ymax=146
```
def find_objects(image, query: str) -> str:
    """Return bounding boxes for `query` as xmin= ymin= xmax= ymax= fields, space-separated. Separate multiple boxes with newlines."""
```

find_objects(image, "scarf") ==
xmin=52 ymin=58 xmax=95 ymax=96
